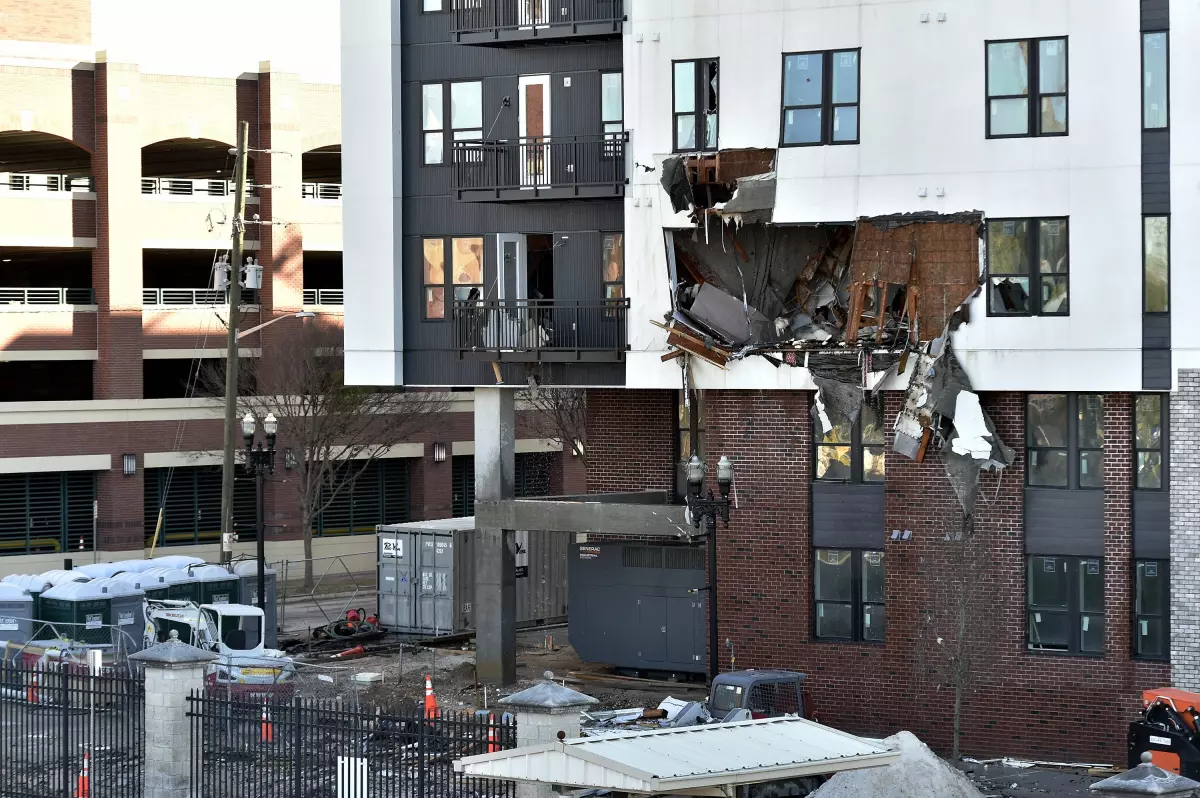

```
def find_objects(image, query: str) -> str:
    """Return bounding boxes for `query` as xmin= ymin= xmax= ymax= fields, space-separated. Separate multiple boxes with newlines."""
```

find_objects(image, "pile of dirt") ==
xmin=812 ymin=731 xmax=984 ymax=798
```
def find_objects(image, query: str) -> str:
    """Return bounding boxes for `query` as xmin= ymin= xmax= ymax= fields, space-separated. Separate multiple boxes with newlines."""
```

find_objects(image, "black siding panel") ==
xmin=1141 ymin=0 xmax=1168 ymax=29
xmin=1133 ymin=491 xmax=1169 ymax=559
xmin=811 ymin=482 xmax=885 ymax=549
xmin=402 ymin=196 xmax=623 ymax=237
xmin=1143 ymin=349 xmax=1171 ymax=390
xmin=1143 ymin=314 xmax=1170 ymax=349
xmin=1024 ymin=489 xmax=1104 ymax=556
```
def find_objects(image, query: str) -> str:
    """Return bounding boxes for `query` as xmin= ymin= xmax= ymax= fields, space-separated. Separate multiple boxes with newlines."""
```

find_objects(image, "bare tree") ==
xmin=207 ymin=321 xmax=449 ymax=588
xmin=520 ymin=387 xmax=588 ymax=467
xmin=914 ymin=510 xmax=994 ymax=760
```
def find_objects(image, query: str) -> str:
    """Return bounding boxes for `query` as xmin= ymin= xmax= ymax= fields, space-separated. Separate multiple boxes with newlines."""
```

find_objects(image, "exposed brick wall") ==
xmin=1171 ymin=372 xmax=1200 ymax=688
xmin=588 ymin=388 xmax=1168 ymax=763
xmin=584 ymin=388 xmax=675 ymax=494
xmin=0 ymin=0 xmax=90 ymax=44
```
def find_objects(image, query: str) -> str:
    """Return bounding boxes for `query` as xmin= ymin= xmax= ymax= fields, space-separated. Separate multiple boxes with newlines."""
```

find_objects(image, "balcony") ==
xmin=302 ymin=183 xmax=342 ymax=201
xmin=0 ymin=287 xmax=94 ymax=306
xmin=143 ymin=287 xmax=259 ymax=307
xmin=453 ymin=298 xmax=629 ymax=362
xmin=452 ymin=134 xmax=626 ymax=202
xmin=451 ymin=0 xmax=623 ymax=45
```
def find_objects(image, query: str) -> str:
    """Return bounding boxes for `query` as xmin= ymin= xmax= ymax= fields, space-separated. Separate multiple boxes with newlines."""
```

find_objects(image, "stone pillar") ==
xmin=475 ymin=387 xmax=516 ymax=685
xmin=498 ymin=680 xmax=597 ymax=798
xmin=129 ymin=632 xmax=218 ymax=798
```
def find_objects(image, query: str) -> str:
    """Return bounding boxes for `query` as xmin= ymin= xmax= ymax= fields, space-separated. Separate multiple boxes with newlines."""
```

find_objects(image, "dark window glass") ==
xmin=781 ymin=50 xmax=860 ymax=146
xmin=1028 ymin=394 xmax=1068 ymax=487
xmin=988 ymin=218 xmax=1069 ymax=315
xmin=1077 ymin=394 xmax=1104 ymax=489
xmin=815 ymin=548 xmax=884 ymax=643
xmin=814 ymin=396 xmax=885 ymax=483
xmin=673 ymin=59 xmax=719 ymax=152
xmin=1135 ymin=560 xmax=1168 ymax=658
xmin=1144 ymin=216 xmax=1169 ymax=313
xmin=1027 ymin=555 xmax=1104 ymax=655
xmin=1134 ymin=394 xmax=1166 ymax=490
xmin=987 ymin=38 xmax=1067 ymax=138
xmin=312 ymin=460 xmax=410 ymax=536
xmin=0 ymin=471 xmax=96 ymax=555
xmin=1027 ymin=394 xmax=1103 ymax=489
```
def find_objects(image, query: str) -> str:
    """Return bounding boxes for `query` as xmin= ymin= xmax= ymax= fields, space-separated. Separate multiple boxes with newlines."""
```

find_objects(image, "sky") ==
xmin=91 ymin=0 xmax=341 ymax=84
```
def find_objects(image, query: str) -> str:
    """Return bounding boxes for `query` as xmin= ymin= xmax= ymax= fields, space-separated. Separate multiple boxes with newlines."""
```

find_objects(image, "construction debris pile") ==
xmin=658 ymin=150 xmax=1012 ymax=512
xmin=811 ymin=731 xmax=985 ymax=798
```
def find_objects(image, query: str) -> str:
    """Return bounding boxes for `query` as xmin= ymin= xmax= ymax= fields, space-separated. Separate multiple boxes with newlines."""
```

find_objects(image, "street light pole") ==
xmin=685 ymin=454 xmax=734 ymax=684
xmin=242 ymin=411 xmax=277 ymax=613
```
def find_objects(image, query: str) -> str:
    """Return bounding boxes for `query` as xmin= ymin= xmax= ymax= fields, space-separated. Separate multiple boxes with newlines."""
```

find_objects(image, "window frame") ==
xmin=449 ymin=235 xmax=485 ymax=307
xmin=421 ymin=82 xmax=446 ymax=166
xmin=985 ymin=37 xmax=1069 ymax=139
xmin=449 ymin=79 xmax=484 ymax=153
xmin=985 ymin=217 xmax=1070 ymax=317
xmin=421 ymin=237 xmax=447 ymax=322
xmin=672 ymin=58 xmax=719 ymax=153
xmin=779 ymin=49 xmax=861 ymax=148
xmin=602 ymin=232 xmax=624 ymax=315
xmin=1143 ymin=214 xmax=1170 ymax=314
xmin=1133 ymin=393 xmax=1168 ymax=491
xmin=813 ymin=396 xmax=885 ymax=484
xmin=1027 ymin=555 xmax=1104 ymax=655
xmin=813 ymin=548 xmax=885 ymax=643
xmin=1134 ymin=558 xmax=1169 ymax=660
xmin=1025 ymin=393 xmax=1104 ymax=490
xmin=421 ymin=0 xmax=444 ymax=12
xmin=601 ymin=71 xmax=624 ymax=146
xmin=1141 ymin=31 xmax=1169 ymax=131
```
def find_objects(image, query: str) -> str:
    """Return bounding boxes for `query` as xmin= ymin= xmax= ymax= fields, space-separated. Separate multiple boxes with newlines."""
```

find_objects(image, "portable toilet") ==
xmin=2 ymin=574 xmax=52 ymax=616
xmin=37 ymin=569 xmax=89 ymax=588
xmin=138 ymin=568 xmax=192 ymax=601
xmin=231 ymin=560 xmax=277 ymax=648
xmin=189 ymin=565 xmax=240 ymax=606
xmin=165 ymin=568 xmax=202 ymax=602
xmin=94 ymin=578 xmax=148 ymax=654
xmin=0 ymin=584 xmax=34 ymax=652
xmin=74 ymin=562 xmax=129 ymax=580
xmin=142 ymin=555 xmax=204 ymax=572
xmin=38 ymin=580 xmax=111 ymax=645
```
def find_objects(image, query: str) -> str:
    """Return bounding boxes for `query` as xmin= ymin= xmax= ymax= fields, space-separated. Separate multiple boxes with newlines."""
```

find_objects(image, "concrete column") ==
xmin=129 ymin=632 xmax=218 ymax=798
xmin=475 ymin=387 xmax=516 ymax=685
xmin=498 ymin=680 xmax=597 ymax=798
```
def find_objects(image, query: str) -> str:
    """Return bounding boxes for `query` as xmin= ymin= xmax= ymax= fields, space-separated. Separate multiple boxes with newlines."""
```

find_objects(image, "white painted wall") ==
xmin=624 ymin=0 xmax=1150 ymax=392
xmin=1169 ymin=5 xmax=1200 ymax=373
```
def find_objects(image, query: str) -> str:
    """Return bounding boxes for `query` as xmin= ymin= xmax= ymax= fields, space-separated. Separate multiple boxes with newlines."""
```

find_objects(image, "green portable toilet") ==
xmin=136 ymin=568 xmax=192 ymax=601
xmin=38 ymin=580 xmax=111 ymax=645
xmin=232 ymin=560 xmax=276 ymax=648
xmin=190 ymin=565 xmax=239 ymax=606
xmin=164 ymin=568 xmax=201 ymax=602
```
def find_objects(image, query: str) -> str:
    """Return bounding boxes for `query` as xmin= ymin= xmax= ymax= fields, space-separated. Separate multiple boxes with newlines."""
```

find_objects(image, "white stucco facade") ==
xmin=623 ymin=0 xmax=1176 ymax=392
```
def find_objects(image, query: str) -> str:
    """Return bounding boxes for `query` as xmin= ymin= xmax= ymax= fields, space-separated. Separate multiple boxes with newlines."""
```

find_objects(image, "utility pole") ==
xmin=220 ymin=121 xmax=251 ymax=565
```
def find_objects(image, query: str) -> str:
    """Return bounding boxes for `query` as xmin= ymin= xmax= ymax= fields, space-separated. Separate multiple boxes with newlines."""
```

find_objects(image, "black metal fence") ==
xmin=188 ymin=693 xmax=517 ymax=798
xmin=451 ymin=0 xmax=623 ymax=35
xmin=452 ymin=135 xmax=626 ymax=196
xmin=454 ymin=298 xmax=629 ymax=360
xmin=0 ymin=660 xmax=145 ymax=798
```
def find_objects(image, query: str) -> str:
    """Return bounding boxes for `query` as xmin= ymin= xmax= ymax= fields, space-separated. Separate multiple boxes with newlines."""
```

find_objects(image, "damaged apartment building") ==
xmin=342 ymin=0 xmax=1198 ymax=767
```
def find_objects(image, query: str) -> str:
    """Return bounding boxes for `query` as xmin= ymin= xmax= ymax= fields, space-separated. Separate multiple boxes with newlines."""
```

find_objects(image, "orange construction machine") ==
xmin=1129 ymin=688 xmax=1200 ymax=776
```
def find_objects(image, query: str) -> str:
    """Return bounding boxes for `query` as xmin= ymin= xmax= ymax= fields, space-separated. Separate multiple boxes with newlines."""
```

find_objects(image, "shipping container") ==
xmin=376 ymin=517 xmax=568 ymax=636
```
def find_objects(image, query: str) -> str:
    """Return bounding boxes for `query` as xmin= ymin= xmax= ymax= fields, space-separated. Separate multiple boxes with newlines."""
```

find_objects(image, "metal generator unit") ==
xmin=569 ymin=542 xmax=706 ymax=676
xmin=376 ymin=517 xmax=568 ymax=636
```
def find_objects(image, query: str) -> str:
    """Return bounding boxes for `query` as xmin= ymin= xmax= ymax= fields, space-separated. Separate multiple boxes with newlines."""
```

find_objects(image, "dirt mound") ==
xmin=812 ymin=731 xmax=984 ymax=798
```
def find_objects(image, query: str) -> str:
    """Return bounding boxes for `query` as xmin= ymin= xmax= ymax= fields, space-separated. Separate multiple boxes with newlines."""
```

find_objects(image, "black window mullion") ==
xmin=1028 ymin=40 xmax=1040 ymax=138
xmin=850 ymin=419 xmax=863 ymax=483
xmin=1028 ymin=221 xmax=1040 ymax=315
xmin=822 ymin=52 xmax=834 ymax=144
xmin=851 ymin=553 xmax=862 ymax=641
xmin=58 ymin=473 xmax=67 ymax=553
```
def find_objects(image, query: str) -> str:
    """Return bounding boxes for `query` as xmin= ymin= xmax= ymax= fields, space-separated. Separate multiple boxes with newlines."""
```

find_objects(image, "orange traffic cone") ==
xmin=27 ymin=673 xmax=38 ymax=705
xmin=424 ymin=673 xmax=438 ymax=718
xmin=260 ymin=700 xmax=274 ymax=743
xmin=487 ymin=713 xmax=498 ymax=753
xmin=74 ymin=751 xmax=89 ymax=797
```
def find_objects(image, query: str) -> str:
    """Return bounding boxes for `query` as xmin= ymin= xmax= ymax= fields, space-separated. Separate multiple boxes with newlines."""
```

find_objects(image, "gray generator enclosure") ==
xmin=0 ymin=585 xmax=34 ymax=652
xmin=377 ymin=517 xmax=567 ymax=636
xmin=569 ymin=543 xmax=706 ymax=675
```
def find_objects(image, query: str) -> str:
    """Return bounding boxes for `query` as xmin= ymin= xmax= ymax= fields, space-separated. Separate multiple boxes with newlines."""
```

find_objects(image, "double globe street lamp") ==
xmin=242 ymin=411 xmax=277 ymax=613
xmin=685 ymin=454 xmax=734 ymax=683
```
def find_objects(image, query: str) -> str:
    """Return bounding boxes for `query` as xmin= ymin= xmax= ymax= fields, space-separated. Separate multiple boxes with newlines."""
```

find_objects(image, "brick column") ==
xmin=412 ymin=453 xmax=452 ymax=521
xmin=93 ymin=54 xmax=144 ymax=551
xmin=584 ymin=389 xmax=675 ymax=493
xmin=1171 ymin=372 xmax=1200 ymax=688
xmin=255 ymin=64 xmax=305 ymax=320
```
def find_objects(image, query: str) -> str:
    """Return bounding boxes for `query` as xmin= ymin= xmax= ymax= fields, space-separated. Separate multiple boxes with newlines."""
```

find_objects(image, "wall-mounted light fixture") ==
xmin=433 ymin=442 xmax=447 ymax=463
xmin=122 ymin=454 xmax=136 ymax=476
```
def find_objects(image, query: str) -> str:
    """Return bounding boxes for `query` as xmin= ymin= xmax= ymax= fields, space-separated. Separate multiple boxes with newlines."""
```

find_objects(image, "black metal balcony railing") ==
xmin=0 ymin=173 xmax=93 ymax=193
xmin=0 ymin=287 xmax=95 ymax=305
xmin=143 ymin=287 xmax=259 ymax=306
xmin=451 ymin=0 xmax=623 ymax=43
xmin=301 ymin=182 xmax=342 ymax=200
xmin=141 ymin=178 xmax=259 ymax=198
xmin=452 ymin=134 xmax=626 ymax=201
xmin=453 ymin=298 xmax=629 ymax=362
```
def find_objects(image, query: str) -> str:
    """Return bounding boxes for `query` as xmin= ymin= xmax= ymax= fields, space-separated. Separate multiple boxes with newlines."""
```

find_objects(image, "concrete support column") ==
xmin=475 ymin=387 xmax=515 ymax=685
xmin=498 ymin=680 xmax=597 ymax=798
xmin=129 ymin=632 xmax=218 ymax=798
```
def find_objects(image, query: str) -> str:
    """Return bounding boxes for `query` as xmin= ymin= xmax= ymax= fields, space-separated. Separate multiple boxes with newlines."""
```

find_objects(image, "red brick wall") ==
xmin=0 ymin=0 xmax=90 ymax=44
xmin=586 ymin=388 xmax=1168 ymax=763
xmin=584 ymin=388 xmax=675 ymax=494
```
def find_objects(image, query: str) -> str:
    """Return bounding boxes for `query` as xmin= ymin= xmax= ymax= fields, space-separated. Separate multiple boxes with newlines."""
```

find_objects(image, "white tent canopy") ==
xmin=455 ymin=717 xmax=899 ymax=796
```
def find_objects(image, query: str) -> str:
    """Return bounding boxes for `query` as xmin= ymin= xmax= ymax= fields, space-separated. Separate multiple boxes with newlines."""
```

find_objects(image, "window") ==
xmin=422 ymin=0 xmax=442 ymax=10
xmin=673 ymin=59 xmax=719 ymax=152
xmin=1026 ymin=394 xmax=1103 ymax=488
xmin=814 ymin=549 xmax=885 ymax=642
xmin=451 ymin=237 xmax=483 ymax=303
xmin=1134 ymin=394 xmax=1165 ymax=490
xmin=986 ymin=218 xmax=1069 ymax=315
xmin=450 ymin=81 xmax=483 ymax=147
xmin=0 ymin=471 xmax=95 ymax=555
xmin=422 ymin=84 xmax=444 ymax=165
xmin=814 ymin=396 xmax=885 ymax=482
xmin=603 ymin=233 xmax=624 ymax=305
xmin=452 ymin=455 xmax=474 ymax=517
xmin=781 ymin=50 xmax=860 ymax=146
xmin=312 ymin=459 xmax=410 ymax=536
xmin=678 ymin=390 xmax=705 ymax=462
xmin=1027 ymin=555 xmax=1103 ymax=654
xmin=1135 ymin=559 xmax=1168 ymax=658
xmin=1144 ymin=216 xmax=1169 ymax=313
xmin=1143 ymin=32 xmax=1168 ymax=129
xmin=423 ymin=238 xmax=445 ymax=320
xmin=602 ymin=72 xmax=623 ymax=142
xmin=986 ymin=38 xmax=1067 ymax=137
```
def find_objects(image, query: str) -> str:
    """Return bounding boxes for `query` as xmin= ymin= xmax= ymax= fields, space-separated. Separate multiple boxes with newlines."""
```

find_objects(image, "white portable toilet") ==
xmin=138 ymin=568 xmax=193 ymax=601
xmin=142 ymin=555 xmax=205 ymax=572
xmin=74 ymin=562 xmax=128 ymax=580
xmin=37 ymin=569 xmax=90 ymax=587
xmin=0 ymin=583 xmax=34 ymax=652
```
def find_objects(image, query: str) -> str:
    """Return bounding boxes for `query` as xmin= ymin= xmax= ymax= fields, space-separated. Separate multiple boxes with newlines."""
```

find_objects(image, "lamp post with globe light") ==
xmin=242 ymin=411 xmax=278 ymax=613
xmin=685 ymin=454 xmax=734 ymax=683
